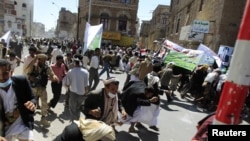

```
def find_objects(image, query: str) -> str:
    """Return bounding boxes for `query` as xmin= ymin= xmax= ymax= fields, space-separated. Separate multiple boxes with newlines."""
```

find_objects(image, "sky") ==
xmin=34 ymin=0 xmax=170 ymax=31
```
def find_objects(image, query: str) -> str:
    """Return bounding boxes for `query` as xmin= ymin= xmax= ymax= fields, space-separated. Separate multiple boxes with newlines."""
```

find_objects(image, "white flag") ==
xmin=86 ymin=24 xmax=103 ymax=50
xmin=0 ymin=30 xmax=11 ymax=48
xmin=82 ymin=22 xmax=91 ymax=55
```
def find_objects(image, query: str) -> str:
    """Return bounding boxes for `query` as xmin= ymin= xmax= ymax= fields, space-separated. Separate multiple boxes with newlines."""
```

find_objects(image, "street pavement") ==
xmin=13 ymin=47 xmax=216 ymax=141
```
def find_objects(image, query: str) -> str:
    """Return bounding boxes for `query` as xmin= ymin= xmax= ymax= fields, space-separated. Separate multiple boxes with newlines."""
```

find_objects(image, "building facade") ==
xmin=139 ymin=20 xmax=150 ymax=49
xmin=78 ymin=0 xmax=139 ymax=47
xmin=0 ymin=0 xmax=34 ymax=37
xmin=139 ymin=5 xmax=170 ymax=51
xmin=0 ymin=0 xmax=4 ymax=34
xmin=167 ymin=0 xmax=247 ymax=52
xmin=55 ymin=7 xmax=77 ymax=39
xmin=32 ymin=22 xmax=45 ymax=38
xmin=14 ymin=0 xmax=34 ymax=37
xmin=150 ymin=5 xmax=169 ymax=51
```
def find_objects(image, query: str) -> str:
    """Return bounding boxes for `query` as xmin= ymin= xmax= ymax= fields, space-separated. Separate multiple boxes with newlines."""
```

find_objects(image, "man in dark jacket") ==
xmin=82 ymin=77 xmax=127 ymax=126
xmin=0 ymin=59 xmax=36 ymax=141
xmin=120 ymin=81 xmax=159 ymax=132
xmin=0 ymin=95 xmax=6 ymax=141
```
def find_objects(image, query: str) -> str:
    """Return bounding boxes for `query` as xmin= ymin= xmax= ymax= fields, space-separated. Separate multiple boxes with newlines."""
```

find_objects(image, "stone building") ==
xmin=0 ymin=0 xmax=34 ymax=37
xmin=146 ymin=5 xmax=170 ymax=51
xmin=0 ymin=0 xmax=4 ymax=34
xmin=55 ymin=7 xmax=77 ymax=39
xmin=32 ymin=22 xmax=45 ymax=38
xmin=139 ymin=5 xmax=170 ymax=51
xmin=167 ymin=0 xmax=247 ymax=52
xmin=139 ymin=20 xmax=150 ymax=49
xmin=78 ymin=0 xmax=139 ymax=47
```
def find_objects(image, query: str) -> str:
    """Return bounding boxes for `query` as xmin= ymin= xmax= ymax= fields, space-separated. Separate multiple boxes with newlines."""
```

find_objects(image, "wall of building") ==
xmin=0 ymin=0 xmax=4 ymax=34
xmin=167 ymin=0 xmax=246 ymax=52
xmin=56 ymin=8 xmax=77 ymax=39
xmin=148 ymin=5 xmax=169 ymax=50
xmin=78 ymin=0 xmax=138 ymax=47
xmin=14 ymin=0 xmax=34 ymax=37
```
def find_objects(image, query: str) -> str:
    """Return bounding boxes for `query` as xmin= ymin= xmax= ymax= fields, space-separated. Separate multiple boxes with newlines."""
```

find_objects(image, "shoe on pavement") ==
xmin=40 ymin=117 xmax=50 ymax=126
xmin=149 ymin=126 xmax=159 ymax=131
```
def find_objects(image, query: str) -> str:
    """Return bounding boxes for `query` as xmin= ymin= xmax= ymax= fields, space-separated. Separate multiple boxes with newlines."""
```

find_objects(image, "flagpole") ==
xmin=88 ymin=0 xmax=92 ymax=23
xmin=82 ymin=0 xmax=92 ymax=55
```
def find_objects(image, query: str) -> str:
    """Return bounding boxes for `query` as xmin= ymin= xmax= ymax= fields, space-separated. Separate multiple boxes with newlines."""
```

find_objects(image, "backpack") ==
xmin=28 ymin=65 xmax=48 ymax=88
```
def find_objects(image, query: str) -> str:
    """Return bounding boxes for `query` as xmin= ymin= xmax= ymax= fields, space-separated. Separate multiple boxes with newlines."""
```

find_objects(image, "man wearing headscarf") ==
xmin=82 ymin=77 xmax=127 ymax=127
xmin=63 ymin=54 xmax=89 ymax=121
xmin=26 ymin=54 xmax=58 ymax=126
xmin=53 ymin=117 xmax=116 ymax=141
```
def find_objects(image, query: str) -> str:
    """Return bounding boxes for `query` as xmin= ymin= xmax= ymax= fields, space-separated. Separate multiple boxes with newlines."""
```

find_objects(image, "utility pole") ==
xmin=213 ymin=0 xmax=250 ymax=125
xmin=77 ymin=7 xmax=80 ymax=41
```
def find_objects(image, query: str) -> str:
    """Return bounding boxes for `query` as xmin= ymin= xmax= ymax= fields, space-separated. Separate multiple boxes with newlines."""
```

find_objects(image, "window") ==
xmin=17 ymin=23 xmax=21 ymax=29
xmin=7 ymin=21 xmax=12 ymax=28
xmin=199 ymin=0 xmax=204 ymax=11
xmin=120 ymin=0 xmax=131 ymax=4
xmin=187 ymin=4 xmax=191 ymax=13
xmin=162 ymin=18 xmax=167 ymax=24
xmin=171 ymin=23 xmax=174 ymax=34
xmin=118 ymin=15 xmax=128 ymax=31
xmin=175 ymin=18 xmax=180 ymax=33
xmin=100 ymin=13 xmax=109 ymax=30
xmin=22 ymin=3 xmax=27 ymax=8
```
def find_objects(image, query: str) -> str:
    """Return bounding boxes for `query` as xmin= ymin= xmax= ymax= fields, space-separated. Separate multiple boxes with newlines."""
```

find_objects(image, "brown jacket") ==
xmin=138 ymin=60 xmax=153 ymax=80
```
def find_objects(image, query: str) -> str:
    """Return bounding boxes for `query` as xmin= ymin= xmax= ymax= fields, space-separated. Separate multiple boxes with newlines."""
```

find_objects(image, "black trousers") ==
xmin=50 ymin=81 xmax=62 ymax=108
xmin=89 ymin=67 xmax=99 ymax=90
xmin=53 ymin=122 xmax=84 ymax=141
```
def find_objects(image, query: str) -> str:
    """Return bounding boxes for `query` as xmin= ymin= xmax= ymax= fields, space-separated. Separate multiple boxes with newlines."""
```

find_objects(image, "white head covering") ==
xmin=102 ymin=77 xmax=119 ymax=85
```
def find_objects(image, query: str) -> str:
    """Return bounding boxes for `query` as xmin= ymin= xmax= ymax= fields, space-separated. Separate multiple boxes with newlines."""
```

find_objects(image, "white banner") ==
xmin=85 ymin=23 xmax=103 ymax=51
xmin=162 ymin=40 xmax=185 ymax=52
xmin=197 ymin=43 xmax=217 ymax=66
xmin=82 ymin=22 xmax=91 ymax=54
xmin=0 ymin=30 xmax=11 ymax=48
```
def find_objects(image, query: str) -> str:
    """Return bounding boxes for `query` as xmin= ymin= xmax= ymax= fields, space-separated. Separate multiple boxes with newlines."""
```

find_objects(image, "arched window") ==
xmin=118 ymin=15 xmax=128 ymax=32
xmin=100 ymin=13 xmax=109 ymax=30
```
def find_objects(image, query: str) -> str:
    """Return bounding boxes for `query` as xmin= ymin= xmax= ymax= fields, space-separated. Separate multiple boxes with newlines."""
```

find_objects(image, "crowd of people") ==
xmin=0 ymin=36 xmax=249 ymax=141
